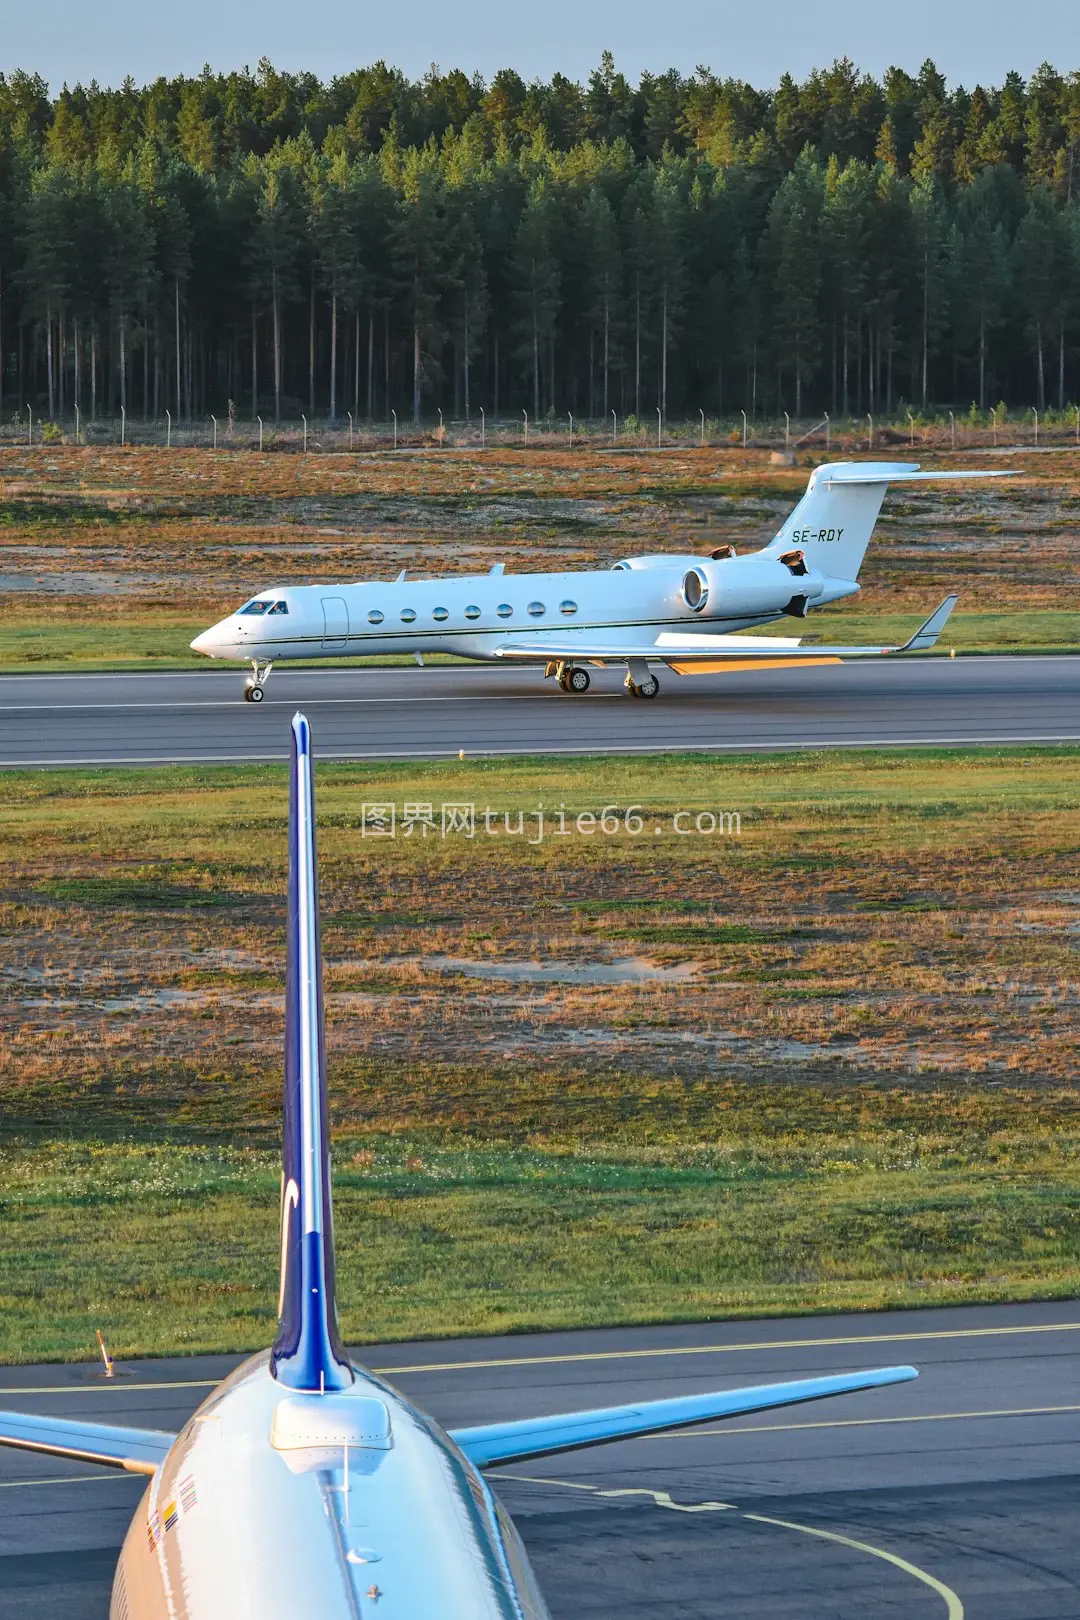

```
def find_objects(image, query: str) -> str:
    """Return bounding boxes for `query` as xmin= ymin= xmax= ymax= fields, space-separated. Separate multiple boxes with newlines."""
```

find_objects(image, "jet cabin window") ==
xmin=239 ymin=599 xmax=271 ymax=615
xmin=527 ymin=602 xmax=546 ymax=617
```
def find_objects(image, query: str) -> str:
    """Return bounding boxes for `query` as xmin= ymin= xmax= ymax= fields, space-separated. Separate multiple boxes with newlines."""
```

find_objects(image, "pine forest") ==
xmin=2 ymin=53 xmax=1080 ymax=431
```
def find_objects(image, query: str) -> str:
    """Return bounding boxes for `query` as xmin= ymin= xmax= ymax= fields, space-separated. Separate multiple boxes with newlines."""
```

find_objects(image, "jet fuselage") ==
xmin=113 ymin=1352 xmax=549 ymax=1620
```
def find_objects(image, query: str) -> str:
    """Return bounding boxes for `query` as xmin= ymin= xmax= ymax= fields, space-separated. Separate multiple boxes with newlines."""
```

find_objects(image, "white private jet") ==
xmin=0 ymin=714 xmax=917 ymax=1619
xmin=191 ymin=460 xmax=1011 ymax=702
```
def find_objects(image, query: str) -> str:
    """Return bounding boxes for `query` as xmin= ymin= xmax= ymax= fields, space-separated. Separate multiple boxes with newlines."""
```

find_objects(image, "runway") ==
xmin=2 ymin=1300 xmax=1078 ymax=1618
xmin=0 ymin=656 xmax=1076 ymax=767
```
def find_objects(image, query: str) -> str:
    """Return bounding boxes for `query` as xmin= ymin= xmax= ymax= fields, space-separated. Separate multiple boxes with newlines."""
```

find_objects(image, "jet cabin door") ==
xmin=321 ymin=597 xmax=349 ymax=651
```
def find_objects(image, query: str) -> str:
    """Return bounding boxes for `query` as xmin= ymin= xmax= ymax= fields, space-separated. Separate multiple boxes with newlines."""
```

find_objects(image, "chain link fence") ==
xmin=1 ymin=407 xmax=1078 ymax=453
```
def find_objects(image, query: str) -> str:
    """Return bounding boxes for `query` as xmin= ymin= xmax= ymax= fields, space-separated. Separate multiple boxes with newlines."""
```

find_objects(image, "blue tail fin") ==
xmin=271 ymin=714 xmax=353 ymax=1392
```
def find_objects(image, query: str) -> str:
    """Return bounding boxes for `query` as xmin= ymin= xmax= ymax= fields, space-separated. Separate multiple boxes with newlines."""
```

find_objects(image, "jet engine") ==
xmin=681 ymin=550 xmax=832 ymax=619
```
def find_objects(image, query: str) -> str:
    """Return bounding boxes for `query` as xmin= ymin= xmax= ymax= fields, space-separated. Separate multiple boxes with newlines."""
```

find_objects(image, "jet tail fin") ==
xmin=271 ymin=714 xmax=353 ymax=1392
xmin=766 ymin=462 xmax=1014 ymax=582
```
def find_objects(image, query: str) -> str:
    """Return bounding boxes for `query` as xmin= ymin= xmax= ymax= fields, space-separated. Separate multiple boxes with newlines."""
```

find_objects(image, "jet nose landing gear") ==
xmin=243 ymin=660 xmax=274 ymax=703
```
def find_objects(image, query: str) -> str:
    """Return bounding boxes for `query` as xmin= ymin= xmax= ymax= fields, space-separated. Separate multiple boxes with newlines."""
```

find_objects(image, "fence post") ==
xmin=211 ymin=414 xmax=217 ymax=450
xmin=908 ymin=410 xmax=915 ymax=447
xmin=824 ymin=412 xmax=830 ymax=451
xmin=391 ymin=408 xmax=397 ymax=450
xmin=347 ymin=411 xmax=353 ymax=451
xmin=568 ymin=411 xmax=573 ymax=448
xmin=949 ymin=409 xmax=955 ymax=449
xmin=700 ymin=407 xmax=705 ymax=447
xmin=523 ymin=409 xmax=528 ymax=445
xmin=784 ymin=411 xmax=790 ymax=449
xmin=257 ymin=415 xmax=263 ymax=452
xmin=741 ymin=408 xmax=748 ymax=448
xmin=867 ymin=412 xmax=873 ymax=449
xmin=611 ymin=409 xmax=617 ymax=445
xmin=656 ymin=405 xmax=662 ymax=448
xmin=991 ymin=407 xmax=997 ymax=446
xmin=121 ymin=405 xmax=126 ymax=447
xmin=165 ymin=409 xmax=171 ymax=449
xmin=26 ymin=405 xmax=32 ymax=447
xmin=74 ymin=404 xmax=80 ymax=446
xmin=1033 ymin=407 xmax=1039 ymax=445
xmin=480 ymin=405 xmax=485 ymax=449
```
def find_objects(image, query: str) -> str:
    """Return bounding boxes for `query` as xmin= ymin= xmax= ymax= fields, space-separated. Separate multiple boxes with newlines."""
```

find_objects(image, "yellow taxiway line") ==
xmin=1 ymin=1317 xmax=1077 ymax=1397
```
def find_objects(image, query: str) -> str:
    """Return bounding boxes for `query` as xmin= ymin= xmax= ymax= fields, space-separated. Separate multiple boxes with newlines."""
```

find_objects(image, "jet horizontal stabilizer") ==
xmin=0 ymin=1411 xmax=175 ymax=1476
xmin=450 ymin=1364 xmax=917 ymax=1468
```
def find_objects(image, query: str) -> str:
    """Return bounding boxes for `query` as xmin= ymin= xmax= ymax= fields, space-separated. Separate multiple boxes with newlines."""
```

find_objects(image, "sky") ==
xmin=2 ymin=0 xmax=1078 ymax=94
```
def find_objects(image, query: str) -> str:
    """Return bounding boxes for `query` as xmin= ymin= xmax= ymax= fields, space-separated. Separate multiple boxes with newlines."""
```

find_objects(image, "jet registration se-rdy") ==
xmin=191 ymin=460 xmax=1012 ymax=702
xmin=0 ymin=715 xmax=917 ymax=1618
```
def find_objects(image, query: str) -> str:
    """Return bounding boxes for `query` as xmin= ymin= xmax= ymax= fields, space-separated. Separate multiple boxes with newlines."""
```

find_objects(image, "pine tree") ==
xmin=512 ymin=175 xmax=561 ymax=419
xmin=580 ymin=184 xmax=621 ymax=417
xmin=248 ymin=148 xmax=304 ymax=421
xmin=764 ymin=151 xmax=824 ymax=416
xmin=392 ymin=144 xmax=452 ymax=423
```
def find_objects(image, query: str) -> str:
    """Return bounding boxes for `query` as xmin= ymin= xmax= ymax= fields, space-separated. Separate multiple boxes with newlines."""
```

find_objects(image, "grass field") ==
xmin=2 ymin=746 xmax=1078 ymax=1360
xmin=0 ymin=443 xmax=1076 ymax=670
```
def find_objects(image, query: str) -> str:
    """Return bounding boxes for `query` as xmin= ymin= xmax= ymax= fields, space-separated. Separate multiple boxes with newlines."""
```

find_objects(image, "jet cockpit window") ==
xmin=239 ymin=599 xmax=271 ymax=615
xmin=268 ymin=600 xmax=289 ymax=615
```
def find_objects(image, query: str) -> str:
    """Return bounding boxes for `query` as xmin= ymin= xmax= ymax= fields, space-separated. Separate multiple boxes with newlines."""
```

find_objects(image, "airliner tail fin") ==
xmin=271 ymin=714 xmax=353 ymax=1392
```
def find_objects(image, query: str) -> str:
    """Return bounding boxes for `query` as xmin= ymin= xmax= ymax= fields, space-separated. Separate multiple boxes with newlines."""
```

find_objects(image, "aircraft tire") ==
xmin=568 ymin=668 xmax=591 ymax=693
xmin=638 ymin=676 xmax=659 ymax=699
xmin=248 ymin=684 xmax=264 ymax=703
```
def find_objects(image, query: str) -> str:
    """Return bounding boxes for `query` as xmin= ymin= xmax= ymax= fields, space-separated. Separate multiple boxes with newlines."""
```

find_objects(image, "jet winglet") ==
xmin=271 ymin=715 xmax=353 ymax=1393
xmin=893 ymin=594 xmax=958 ymax=653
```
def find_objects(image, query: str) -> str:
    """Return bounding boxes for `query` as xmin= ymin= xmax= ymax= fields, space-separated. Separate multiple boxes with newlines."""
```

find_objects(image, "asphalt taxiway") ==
xmin=0 ymin=656 xmax=1076 ymax=766
xmin=2 ymin=1299 xmax=1078 ymax=1618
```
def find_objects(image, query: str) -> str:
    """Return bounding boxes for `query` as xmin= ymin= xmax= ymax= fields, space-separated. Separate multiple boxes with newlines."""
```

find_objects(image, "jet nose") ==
xmin=190 ymin=626 xmax=226 ymax=657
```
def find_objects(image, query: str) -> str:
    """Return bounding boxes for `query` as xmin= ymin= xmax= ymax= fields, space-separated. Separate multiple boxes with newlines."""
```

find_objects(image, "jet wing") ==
xmin=0 ymin=1410 xmax=175 ymax=1476
xmin=490 ymin=597 xmax=957 ymax=667
xmin=449 ymin=1364 xmax=917 ymax=1469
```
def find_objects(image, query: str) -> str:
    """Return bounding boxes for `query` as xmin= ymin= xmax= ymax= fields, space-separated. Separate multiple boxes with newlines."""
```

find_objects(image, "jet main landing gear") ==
xmin=625 ymin=672 xmax=660 ymax=700
xmin=557 ymin=664 xmax=591 ymax=694
xmin=243 ymin=660 xmax=273 ymax=703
